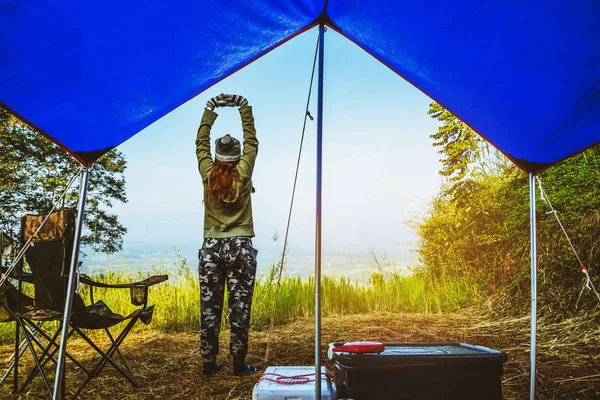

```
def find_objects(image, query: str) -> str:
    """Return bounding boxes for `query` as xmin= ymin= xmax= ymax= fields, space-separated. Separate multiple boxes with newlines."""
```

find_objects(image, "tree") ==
xmin=419 ymin=101 xmax=600 ymax=311
xmin=427 ymin=102 xmax=484 ymax=198
xmin=0 ymin=108 xmax=128 ymax=253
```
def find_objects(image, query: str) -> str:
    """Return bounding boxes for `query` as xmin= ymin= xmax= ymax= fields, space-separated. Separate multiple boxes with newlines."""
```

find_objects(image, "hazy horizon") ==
xmin=80 ymin=239 xmax=414 ymax=282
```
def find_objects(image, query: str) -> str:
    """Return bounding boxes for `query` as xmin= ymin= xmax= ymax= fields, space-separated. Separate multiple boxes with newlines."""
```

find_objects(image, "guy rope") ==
xmin=536 ymin=176 xmax=600 ymax=303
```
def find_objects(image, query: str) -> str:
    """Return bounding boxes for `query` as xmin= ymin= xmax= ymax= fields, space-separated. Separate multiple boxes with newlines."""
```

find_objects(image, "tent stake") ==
xmin=315 ymin=22 xmax=325 ymax=400
xmin=529 ymin=172 xmax=537 ymax=400
xmin=53 ymin=167 xmax=90 ymax=399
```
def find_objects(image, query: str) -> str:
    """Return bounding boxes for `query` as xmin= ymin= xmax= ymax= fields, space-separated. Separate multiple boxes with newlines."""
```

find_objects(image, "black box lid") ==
xmin=329 ymin=342 xmax=507 ymax=367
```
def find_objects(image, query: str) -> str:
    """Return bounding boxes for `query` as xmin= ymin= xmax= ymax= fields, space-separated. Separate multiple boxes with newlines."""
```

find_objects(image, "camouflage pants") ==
xmin=198 ymin=236 xmax=258 ymax=363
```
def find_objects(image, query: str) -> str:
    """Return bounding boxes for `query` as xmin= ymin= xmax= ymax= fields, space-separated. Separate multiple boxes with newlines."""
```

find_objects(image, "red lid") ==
xmin=332 ymin=341 xmax=385 ymax=354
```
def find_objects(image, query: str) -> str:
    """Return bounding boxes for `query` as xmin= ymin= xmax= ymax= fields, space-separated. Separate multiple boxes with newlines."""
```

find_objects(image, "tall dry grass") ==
xmin=0 ymin=250 xmax=476 ymax=343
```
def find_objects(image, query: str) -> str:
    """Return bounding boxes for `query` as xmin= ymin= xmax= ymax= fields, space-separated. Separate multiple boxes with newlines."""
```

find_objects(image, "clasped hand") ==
xmin=206 ymin=93 xmax=248 ymax=110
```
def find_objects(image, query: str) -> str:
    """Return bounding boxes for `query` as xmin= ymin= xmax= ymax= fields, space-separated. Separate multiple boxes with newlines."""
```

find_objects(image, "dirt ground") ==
xmin=0 ymin=311 xmax=598 ymax=399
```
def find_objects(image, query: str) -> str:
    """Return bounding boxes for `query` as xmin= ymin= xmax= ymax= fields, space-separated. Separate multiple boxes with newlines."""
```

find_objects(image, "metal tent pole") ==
xmin=315 ymin=22 xmax=325 ymax=400
xmin=53 ymin=167 xmax=90 ymax=399
xmin=529 ymin=172 xmax=537 ymax=400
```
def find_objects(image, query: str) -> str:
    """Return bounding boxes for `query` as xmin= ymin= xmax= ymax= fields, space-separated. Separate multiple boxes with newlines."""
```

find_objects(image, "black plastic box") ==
xmin=329 ymin=342 xmax=507 ymax=400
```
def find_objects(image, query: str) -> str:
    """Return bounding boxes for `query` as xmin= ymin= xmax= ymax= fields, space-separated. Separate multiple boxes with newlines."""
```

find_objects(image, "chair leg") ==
xmin=0 ymin=303 xmax=22 ymax=393
xmin=19 ymin=320 xmax=91 ymax=394
xmin=97 ymin=318 xmax=142 ymax=385
xmin=70 ymin=320 xmax=142 ymax=400
xmin=24 ymin=320 xmax=91 ymax=372
xmin=0 ymin=322 xmax=44 ymax=385
xmin=102 ymin=327 xmax=137 ymax=382
xmin=0 ymin=337 xmax=25 ymax=385
xmin=16 ymin=318 xmax=54 ymax=398
xmin=82 ymin=318 xmax=140 ymax=383
xmin=14 ymin=315 xmax=19 ymax=394
xmin=18 ymin=321 xmax=64 ymax=395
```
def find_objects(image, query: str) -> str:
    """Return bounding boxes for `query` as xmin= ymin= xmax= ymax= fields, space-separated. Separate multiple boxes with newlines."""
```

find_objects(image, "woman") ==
xmin=196 ymin=93 xmax=259 ymax=376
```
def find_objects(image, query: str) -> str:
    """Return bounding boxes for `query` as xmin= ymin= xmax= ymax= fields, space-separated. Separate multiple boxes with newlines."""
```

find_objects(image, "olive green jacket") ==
xmin=196 ymin=106 xmax=258 ymax=239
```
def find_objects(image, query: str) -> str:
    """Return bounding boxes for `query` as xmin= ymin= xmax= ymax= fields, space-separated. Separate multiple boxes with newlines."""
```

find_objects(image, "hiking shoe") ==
xmin=233 ymin=363 xmax=258 ymax=376
xmin=203 ymin=361 xmax=221 ymax=376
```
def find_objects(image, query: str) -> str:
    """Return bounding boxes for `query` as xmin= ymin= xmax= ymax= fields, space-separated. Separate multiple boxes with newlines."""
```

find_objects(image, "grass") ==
xmin=1 ymin=253 xmax=598 ymax=398
xmin=253 ymin=270 xmax=474 ymax=329
xmin=0 ymin=253 xmax=476 ymax=343
xmin=1 ymin=310 xmax=599 ymax=399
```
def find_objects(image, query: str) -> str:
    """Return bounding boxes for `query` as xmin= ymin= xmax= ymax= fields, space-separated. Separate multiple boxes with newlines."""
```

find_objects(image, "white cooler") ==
xmin=252 ymin=366 xmax=336 ymax=400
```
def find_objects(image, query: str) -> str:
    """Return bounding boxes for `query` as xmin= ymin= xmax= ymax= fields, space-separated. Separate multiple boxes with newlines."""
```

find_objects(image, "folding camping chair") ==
xmin=0 ymin=265 xmax=39 ymax=393
xmin=0 ymin=230 xmax=42 ymax=393
xmin=15 ymin=208 xmax=168 ymax=399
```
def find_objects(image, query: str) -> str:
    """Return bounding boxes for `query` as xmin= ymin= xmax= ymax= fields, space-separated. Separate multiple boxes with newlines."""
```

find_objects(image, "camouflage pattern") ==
xmin=21 ymin=208 xmax=76 ymax=242
xmin=198 ymin=236 xmax=258 ymax=363
xmin=20 ymin=301 xmax=155 ymax=328
xmin=21 ymin=305 xmax=63 ymax=321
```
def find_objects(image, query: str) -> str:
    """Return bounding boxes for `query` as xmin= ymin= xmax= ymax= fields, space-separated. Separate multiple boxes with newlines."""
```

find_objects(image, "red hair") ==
xmin=208 ymin=162 xmax=243 ymax=212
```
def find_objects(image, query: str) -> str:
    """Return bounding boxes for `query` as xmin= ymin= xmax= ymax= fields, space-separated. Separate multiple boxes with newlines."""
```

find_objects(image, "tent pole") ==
xmin=315 ymin=22 xmax=325 ymax=400
xmin=53 ymin=167 xmax=90 ymax=400
xmin=529 ymin=172 xmax=537 ymax=400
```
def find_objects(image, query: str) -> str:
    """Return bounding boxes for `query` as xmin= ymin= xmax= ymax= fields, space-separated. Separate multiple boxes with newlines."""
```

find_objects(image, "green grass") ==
xmin=0 ymin=255 xmax=476 ymax=343
xmin=252 ymin=268 xmax=475 ymax=329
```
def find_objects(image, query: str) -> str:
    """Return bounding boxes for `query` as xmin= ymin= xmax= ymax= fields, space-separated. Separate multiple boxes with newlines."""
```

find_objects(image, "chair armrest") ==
xmin=80 ymin=274 xmax=168 ymax=307
xmin=0 ymin=266 xmax=34 ymax=284
xmin=79 ymin=274 xmax=168 ymax=289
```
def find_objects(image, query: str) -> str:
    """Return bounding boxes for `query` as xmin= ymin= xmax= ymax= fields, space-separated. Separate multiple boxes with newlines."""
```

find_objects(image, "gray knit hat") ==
xmin=215 ymin=134 xmax=241 ymax=162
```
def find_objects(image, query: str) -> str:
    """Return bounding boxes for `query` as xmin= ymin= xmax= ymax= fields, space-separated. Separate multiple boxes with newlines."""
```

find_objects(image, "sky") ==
xmin=101 ymin=27 xmax=444 ymax=271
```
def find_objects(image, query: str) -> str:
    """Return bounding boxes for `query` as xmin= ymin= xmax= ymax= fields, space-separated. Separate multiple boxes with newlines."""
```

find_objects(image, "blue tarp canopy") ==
xmin=1 ymin=1 xmax=599 ymax=172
